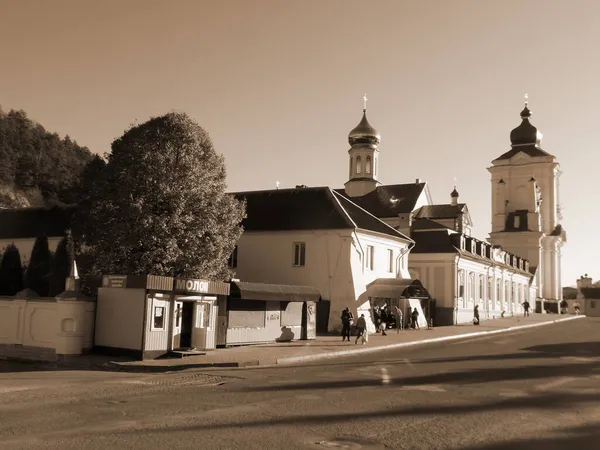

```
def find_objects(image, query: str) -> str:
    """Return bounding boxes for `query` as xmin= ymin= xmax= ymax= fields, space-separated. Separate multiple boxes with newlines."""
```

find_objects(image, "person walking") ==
xmin=473 ymin=305 xmax=480 ymax=325
xmin=379 ymin=307 xmax=389 ymax=336
xmin=523 ymin=300 xmax=530 ymax=317
xmin=411 ymin=308 xmax=420 ymax=330
xmin=394 ymin=306 xmax=403 ymax=333
xmin=340 ymin=307 xmax=354 ymax=342
xmin=355 ymin=314 xmax=368 ymax=345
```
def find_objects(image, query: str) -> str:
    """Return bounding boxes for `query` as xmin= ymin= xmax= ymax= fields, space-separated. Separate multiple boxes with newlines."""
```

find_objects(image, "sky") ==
xmin=1 ymin=0 xmax=598 ymax=287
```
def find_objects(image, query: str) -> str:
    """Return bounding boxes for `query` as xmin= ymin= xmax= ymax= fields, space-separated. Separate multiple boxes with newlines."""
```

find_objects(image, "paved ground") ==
xmin=107 ymin=313 xmax=576 ymax=370
xmin=1 ymin=317 xmax=599 ymax=449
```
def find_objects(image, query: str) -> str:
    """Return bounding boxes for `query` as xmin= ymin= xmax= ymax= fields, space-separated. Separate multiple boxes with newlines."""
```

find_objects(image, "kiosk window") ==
xmin=281 ymin=302 xmax=303 ymax=327
xmin=153 ymin=305 xmax=165 ymax=330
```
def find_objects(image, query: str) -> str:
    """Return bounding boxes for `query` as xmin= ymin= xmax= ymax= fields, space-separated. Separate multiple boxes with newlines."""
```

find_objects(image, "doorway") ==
xmin=180 ymin=302 xmax=195 ymax=349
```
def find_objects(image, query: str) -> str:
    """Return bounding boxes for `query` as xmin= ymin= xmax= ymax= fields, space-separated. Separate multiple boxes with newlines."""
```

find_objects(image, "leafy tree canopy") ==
xmin=75 ymin=112 xmax=245 ymax=280
xmin=0 ymin=106 xmax=94 ymax=207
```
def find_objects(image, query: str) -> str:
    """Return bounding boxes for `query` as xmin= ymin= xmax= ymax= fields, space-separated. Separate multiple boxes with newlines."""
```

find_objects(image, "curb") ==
xmin=105 ymin=360 xmax=260 ymax=373
xmin=275 ymin=315 xmax=587 ymax=365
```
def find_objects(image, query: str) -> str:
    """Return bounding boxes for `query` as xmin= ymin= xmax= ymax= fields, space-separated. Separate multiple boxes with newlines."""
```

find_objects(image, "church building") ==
xmin=487 ymin=96 xmax=566 ymax=312
xmin=336 ymin=99 xmax=541 ymax=325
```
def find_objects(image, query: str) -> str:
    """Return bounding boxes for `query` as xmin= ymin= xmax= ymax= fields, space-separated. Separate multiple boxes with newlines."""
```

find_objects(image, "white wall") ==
xmin=232 ymin=228 xmax=412 ymax=332
xmin=410 ymin=253 xmax=533 ymax=325
xmin=95 ymin=288 xmax=145 ymax=351
xmin=0 ymin=297 xmax=95 ymax=361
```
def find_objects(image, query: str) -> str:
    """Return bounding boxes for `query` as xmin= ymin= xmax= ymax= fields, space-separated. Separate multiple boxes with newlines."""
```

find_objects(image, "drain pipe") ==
xmin=396 ymin=240 xmax=415 ymax=277
xmin=454 ymin=253 xmax=462 ymax=326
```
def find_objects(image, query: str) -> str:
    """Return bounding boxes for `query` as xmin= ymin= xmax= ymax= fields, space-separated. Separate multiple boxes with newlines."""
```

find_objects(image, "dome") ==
xmin=510 ymin=104 xmax=543 ymax=146
xmin=348 ymin=111 xmax=381 ymax=146
xmin=450 ymin=187 xmax=459 ymax=198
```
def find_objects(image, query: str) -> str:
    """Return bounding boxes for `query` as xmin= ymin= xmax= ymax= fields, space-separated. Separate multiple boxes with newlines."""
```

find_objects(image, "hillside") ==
xmin=0 ymin=106 xmax=94 ymax=207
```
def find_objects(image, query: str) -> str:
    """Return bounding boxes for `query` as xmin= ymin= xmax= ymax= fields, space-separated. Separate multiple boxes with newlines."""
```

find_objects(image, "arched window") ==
xmin=365 ymin=156 xmax=372 ymax=174
xmin=356 ymin=156 xmax=362 ymax=174
xmin=374 ymin=155 xmax=377 ymax=176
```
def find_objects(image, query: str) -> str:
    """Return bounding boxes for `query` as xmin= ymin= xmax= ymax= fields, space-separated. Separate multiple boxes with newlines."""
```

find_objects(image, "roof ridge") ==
xmin=332 ymin=190 xmax=413 ymax=242
xmin=327 ymin=188 xmax=357 ymax=229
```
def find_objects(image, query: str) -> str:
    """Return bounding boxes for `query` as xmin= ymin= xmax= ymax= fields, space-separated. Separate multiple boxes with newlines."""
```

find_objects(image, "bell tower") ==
xmin=344 ymin=94 xmax=382 ymax=197
xmin=488 ymin=96 xmax=566 ymax=312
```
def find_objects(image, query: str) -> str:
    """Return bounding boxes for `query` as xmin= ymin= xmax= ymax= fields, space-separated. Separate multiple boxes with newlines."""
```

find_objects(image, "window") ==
xmin=591 ymin=301 xmax=596 ymax=309
xmin=488 ymin=277 xmax=492 ymax=300
xmin=366 ymin=245 xmax=374 ymax=270
xmin=293 ymin=242 xmax=306 ymax=266
xmin=387 ymin=249 xmax=394 ymax=273
xmin=469 ymin=273 xmax=475 ymax=301
xmin=365 ymin=156 xmax=372 ymax=174
xmin=281 ymin=302 xmax=303 ymax=327
xmin=374 ymin=155 xmax=378 ymax=176
xmin=151 ymin=298 xmax=166 ymax=331
xmin=228 ymin=245 xmax=238 ymax=268
xmin=514 ymin=216 xmax=520 ymax=229
xmin=458 ymin=270 xmax=465 ymax=298
xmin=356 ymin=156 xmax=362 ymax=174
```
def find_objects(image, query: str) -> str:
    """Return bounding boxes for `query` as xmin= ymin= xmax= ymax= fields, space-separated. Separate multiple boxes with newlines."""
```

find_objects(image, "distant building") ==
xmin=0 ymin=206 xmax=74 ymax=263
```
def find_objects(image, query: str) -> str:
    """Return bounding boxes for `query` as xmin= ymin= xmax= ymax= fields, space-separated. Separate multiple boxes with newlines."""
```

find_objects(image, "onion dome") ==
xmin=510 ymin=96 xmax=543 ymax=146
xmin=450 ymin=186 xmax=459 ymax=198
xmin=348 ymin=110 xmax=381 ymax=146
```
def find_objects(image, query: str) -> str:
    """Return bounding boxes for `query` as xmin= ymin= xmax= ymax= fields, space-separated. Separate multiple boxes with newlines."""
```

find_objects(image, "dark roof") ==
xmin=0 ymin=206 xmax=75 ymax=240
xmin=411 ymin=230 xmax=458 ymax=254
xmin=414 ymin=204 xmax=467 ymax=220
xmin=411 ymin=230 xmax=532 ymax=276
xmin=494 ymin=144 xmax=554 ymax=161
xmin=581 ymin=287 xmax=600 ymax=299
xmin=334 ymin=182 xmax=426 ymax=217
xmin=412 ymin=218 xmax=452 ymax=232
xmin=232 ymin=187 xmax=410 ymax=241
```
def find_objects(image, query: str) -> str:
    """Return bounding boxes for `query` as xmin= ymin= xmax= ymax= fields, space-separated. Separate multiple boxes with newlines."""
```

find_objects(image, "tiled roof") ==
xmin=0 ymin=206 xmax=75 ymax=240
xmin=581 ymin=287 xmax=600 ymax=299
xmin=233 ymin=187 xmax=410 ymax=240
xmin=334 ymin=182 xmax=426 ymax=217
xmin=412 ymin=218 xmax=452 ymax=232
xmin=493 ymin=144 xmax=554 ymax=161
xmin=414 ymin=204 xmax=467 ymax=220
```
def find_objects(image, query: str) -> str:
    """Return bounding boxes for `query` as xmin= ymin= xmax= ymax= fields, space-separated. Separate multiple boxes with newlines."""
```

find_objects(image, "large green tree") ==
xmin=0 ymin=244 xmax=24 ymax=295
xmin=76 ymin=112 xmax=245 ymax=280
xmin=24 ymin=234 xmax=53 ymax=296
xmin=50 ymin=230 xmax=75 ymax=296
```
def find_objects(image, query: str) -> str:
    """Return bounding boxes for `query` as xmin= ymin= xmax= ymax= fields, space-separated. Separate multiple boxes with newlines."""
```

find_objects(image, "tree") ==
xmin=50 ymin=230 xmax=74 ymax=296
xmin=76 ymin=112 xmax=245 ymax=280
xmin=0 ymin=244 xmax=24 ymax=295
xmin=24 ymin=235 xmax=53 ymax=296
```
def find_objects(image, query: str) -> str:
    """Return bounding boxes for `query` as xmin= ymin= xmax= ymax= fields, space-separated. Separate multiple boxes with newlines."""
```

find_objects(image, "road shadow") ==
xmin=461 ymin=421 xmax=600 ymax=450
xmin=102 ymin=391 xmax=600 ymax=434
xmin=242 ymin=341 xmax=600 ymax=393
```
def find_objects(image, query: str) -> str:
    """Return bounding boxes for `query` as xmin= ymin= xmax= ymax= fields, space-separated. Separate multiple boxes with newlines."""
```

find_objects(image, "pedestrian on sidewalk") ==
xmin=473 ymin=305 xmax=480 ymax=325
xmin=379 ymin=307 xmax=388 ymax=336
xmin=394 ymin=306 xmax=403 ymax=333
xmin=523 ymin=301 xmax=530 ymax=317
xmin=355 ymin=314 xmax=368 ymax=345
xmin=341 ymin=307 xmax=354 ymax=342
xmin=411 ymin=308 xmax=420 ymax=330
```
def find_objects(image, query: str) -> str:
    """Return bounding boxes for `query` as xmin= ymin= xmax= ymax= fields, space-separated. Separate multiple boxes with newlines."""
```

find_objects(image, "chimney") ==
xmin=415 ymin=178 xmax=421 ymax=184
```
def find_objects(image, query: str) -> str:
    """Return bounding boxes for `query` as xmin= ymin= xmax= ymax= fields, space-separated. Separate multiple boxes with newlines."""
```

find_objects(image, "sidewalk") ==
xmin=105 ymin=313 xmax=586 ymax=373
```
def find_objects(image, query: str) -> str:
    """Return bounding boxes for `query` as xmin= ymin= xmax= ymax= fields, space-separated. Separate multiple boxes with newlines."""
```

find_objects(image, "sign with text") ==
xmin=173 ymin=278 xmax=210 ymax=294
xmin=102 ymin=275 xmax=127 ymax=288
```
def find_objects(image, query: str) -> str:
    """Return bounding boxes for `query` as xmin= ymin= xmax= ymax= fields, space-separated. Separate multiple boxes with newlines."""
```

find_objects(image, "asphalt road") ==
xmin=1 ymin=317 xmax=599 ymax=450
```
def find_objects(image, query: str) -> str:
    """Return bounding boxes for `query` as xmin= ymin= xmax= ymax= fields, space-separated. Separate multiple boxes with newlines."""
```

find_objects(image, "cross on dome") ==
xmin=363 ymin=93 xmax=368 ymax=112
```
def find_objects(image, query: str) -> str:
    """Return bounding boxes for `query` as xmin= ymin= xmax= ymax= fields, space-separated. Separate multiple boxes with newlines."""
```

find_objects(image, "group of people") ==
xmin=340 ymin=305 xmax=423 ymax=345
